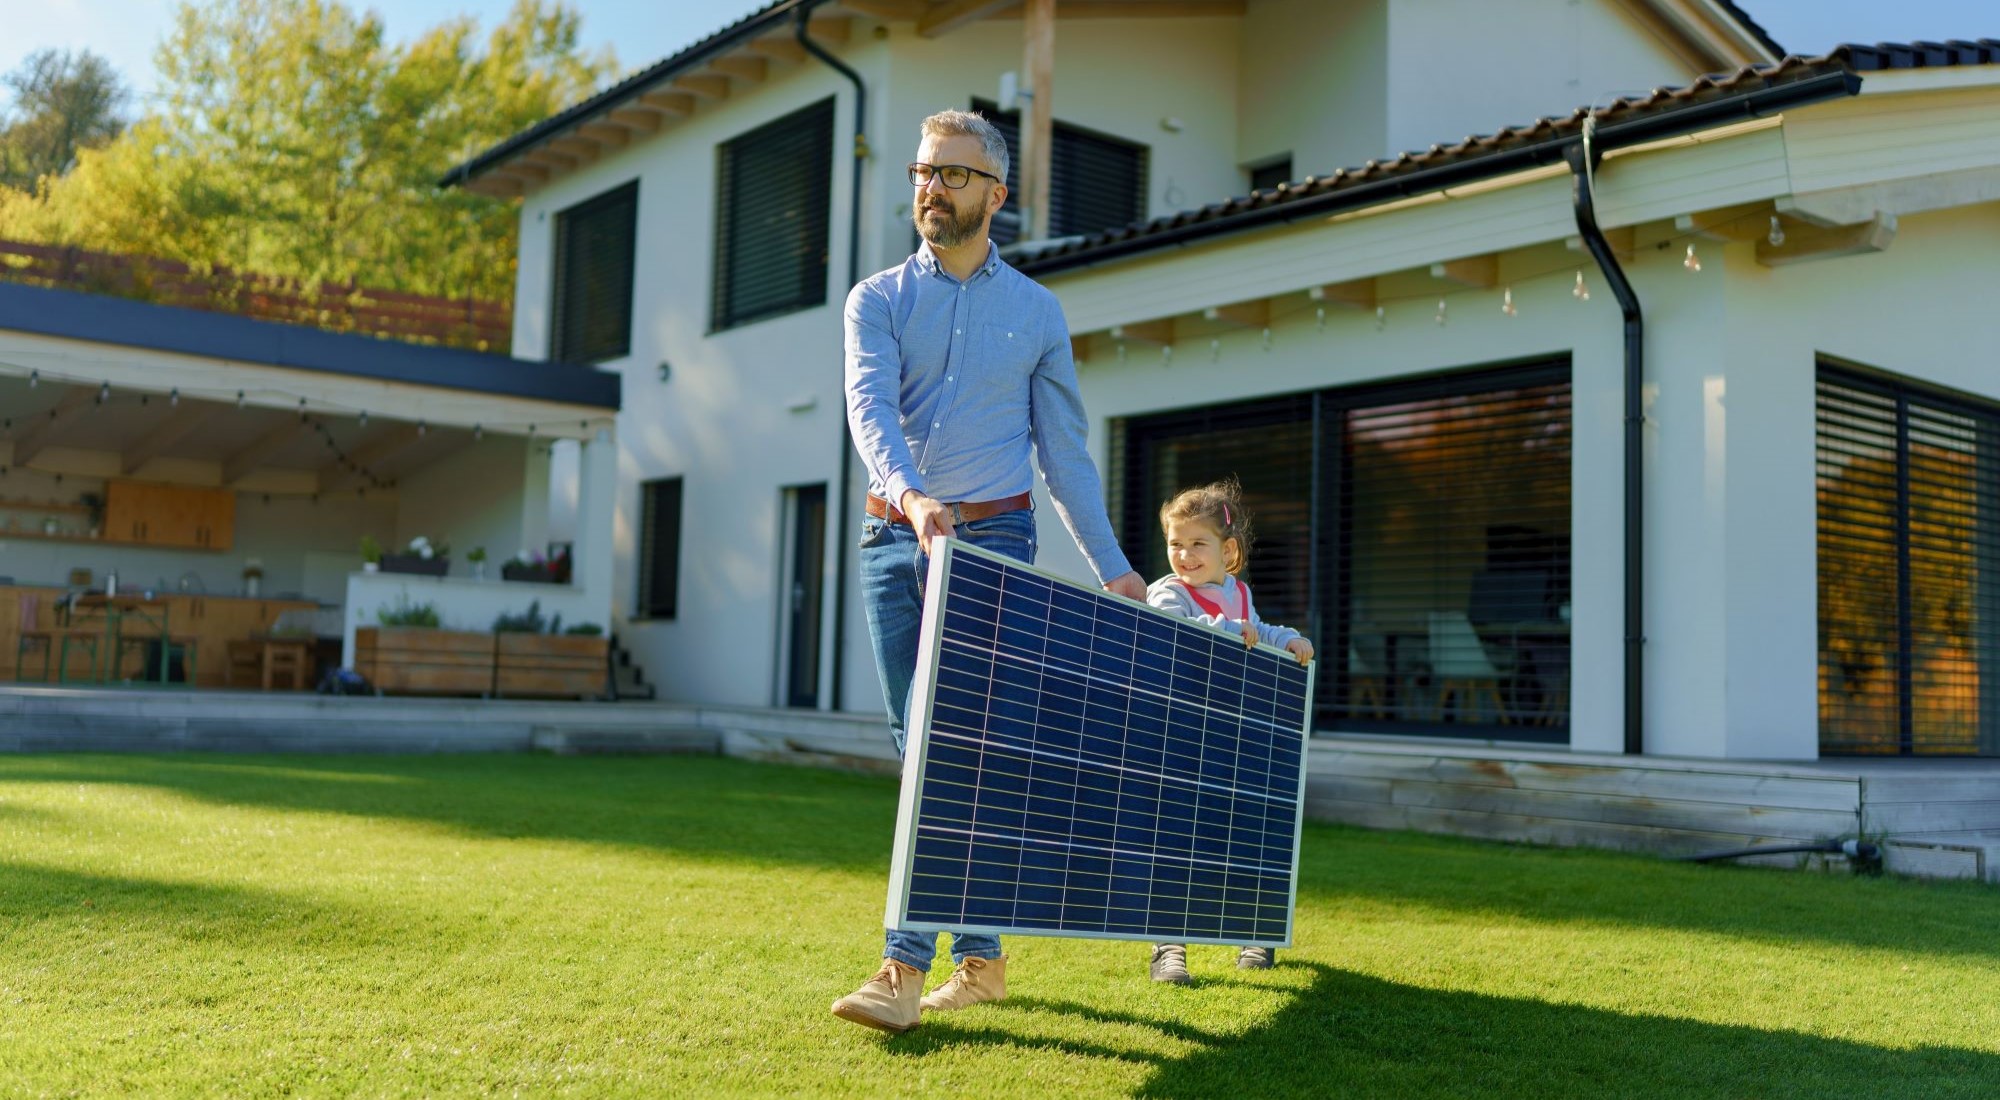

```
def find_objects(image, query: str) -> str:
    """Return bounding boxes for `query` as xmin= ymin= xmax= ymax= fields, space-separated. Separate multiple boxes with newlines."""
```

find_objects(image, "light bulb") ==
xmin=1435 ymin=298 xmax=1448 ymax=326
xmin=417 ymin=420 xmax=427 ymax=436
xmin=1502 ymin=287 xmax=1517 ymax=316
xmin=169 ymin=388 xmax=179 ymax=407
xmin=359 ymin=411 xmax=369 ymax=428
xmin=1683 ymin=243 xmax=1701 ymax=272
xmin=98 ymin=381 xmax=110 ymax=403
xmin=1374 ymin=305 xmax=1387 ymax=331
xmin=236 ymin=390 xmax=245 ymax=408
xmin=1573 ymin=270 xmax=1590 ymax=301
xmin=1315 ymin=306 xmax=1326 ymax=332
xmin=27 ymin=370 xmax=37 ymax=388
xmin=1210 ymin=338 xmax=1221 ymax=363
xmin=474 ymin=424 xmax=484 ymax=441
xmin=1767 ymin=215 xmax=1786 ymax=247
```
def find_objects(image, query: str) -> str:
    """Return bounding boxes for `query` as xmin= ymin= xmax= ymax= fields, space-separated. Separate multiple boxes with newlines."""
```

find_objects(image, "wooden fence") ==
xmin=0 ymin=238 xmax=511 ymax=353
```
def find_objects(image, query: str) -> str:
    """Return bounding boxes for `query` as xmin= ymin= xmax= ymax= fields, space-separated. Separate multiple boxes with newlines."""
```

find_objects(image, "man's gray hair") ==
xmin=920 ymin=108 xmax=1010 ymax=184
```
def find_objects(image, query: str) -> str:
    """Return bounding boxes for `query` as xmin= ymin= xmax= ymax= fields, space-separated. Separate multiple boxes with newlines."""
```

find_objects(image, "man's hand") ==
xmin=900 ymin=490 xmax=955 ymax=542
xmin=1286 ymin=637 xmax=1315 ymax=665
xmin=1102 ymin=571 xmax=1145 ymax=601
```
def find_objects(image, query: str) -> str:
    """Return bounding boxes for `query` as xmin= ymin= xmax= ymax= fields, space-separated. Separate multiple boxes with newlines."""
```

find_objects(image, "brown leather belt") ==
xmin=867 ymin=491 xmax=1032 ymax=526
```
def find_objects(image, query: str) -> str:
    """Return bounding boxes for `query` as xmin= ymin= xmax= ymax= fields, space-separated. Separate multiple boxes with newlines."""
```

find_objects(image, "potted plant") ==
xmin=359 ymin=534 xmax=383 ymax=573
xmin=492 ymin=602 xmax=609 ymax=700
xmin=353 ymin=596 xmax=494 ymax=696
xmin=467 ymin=546 xmax=488 ymax=581
xmin=380 ymin=535 xmax=451 ymax=576
xmin=502 ymin=548 xmax=554 ymax=583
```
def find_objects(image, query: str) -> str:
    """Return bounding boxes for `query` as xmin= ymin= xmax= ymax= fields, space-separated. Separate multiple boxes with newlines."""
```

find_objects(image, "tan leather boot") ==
xmin=919 ymin=954 xmax=1006 ymax=1012
xmin=831 ymin=958 xmax=924 ymax=1033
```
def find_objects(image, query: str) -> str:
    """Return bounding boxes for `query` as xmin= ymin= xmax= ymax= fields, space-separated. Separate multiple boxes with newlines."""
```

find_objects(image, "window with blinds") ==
xmin=1817 ymin=365 xmax=2000 ymax=755
xmin=637 ymin=477 xmax=684 ymax=620
xmin=712 ymin=98 xmax=834 ymax=331
xmin=1113 ymin=361 xmax=1572 ymax=739
xmin=550 ymin=181 xmax=638 ymax=364
xmin=970 ymin=100 xmax=1148 ymax=246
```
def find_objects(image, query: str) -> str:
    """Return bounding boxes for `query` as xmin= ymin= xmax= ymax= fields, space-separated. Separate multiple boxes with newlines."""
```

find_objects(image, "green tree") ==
xmin=0 ymin=48 xmax=129 ymax=191
xmin=0 ymin=0 xmax=613 ymax=303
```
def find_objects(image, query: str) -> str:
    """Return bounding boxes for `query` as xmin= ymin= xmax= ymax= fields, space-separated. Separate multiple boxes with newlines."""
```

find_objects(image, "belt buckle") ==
xmin=949 ymin=501 xmax=966 ymax=526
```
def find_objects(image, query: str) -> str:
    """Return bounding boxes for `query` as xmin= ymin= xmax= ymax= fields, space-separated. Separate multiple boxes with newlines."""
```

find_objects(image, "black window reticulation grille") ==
xmin=638 ymin=476 xmax=684 ymax=620
xmin=971 ymin=99 xmax=1148 ymax=246
xmin=1817 ymin=365 xmax=2000 ymax=756
xmin=1113 ymin=361 xmax=1572 ymax=740
xmin=550 ymin=181 xmax=638 ymax=364
xmin=713 ymin=98 xmax=834 ymax=331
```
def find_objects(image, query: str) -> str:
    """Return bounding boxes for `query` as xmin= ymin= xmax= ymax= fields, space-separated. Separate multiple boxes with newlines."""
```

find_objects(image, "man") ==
xmin=832 ymin=108 xmax=1146 ymax=1034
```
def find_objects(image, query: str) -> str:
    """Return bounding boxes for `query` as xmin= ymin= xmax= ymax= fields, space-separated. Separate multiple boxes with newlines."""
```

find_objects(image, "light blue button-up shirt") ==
xmin=844 ymin=241 xmax=1132 ymax=584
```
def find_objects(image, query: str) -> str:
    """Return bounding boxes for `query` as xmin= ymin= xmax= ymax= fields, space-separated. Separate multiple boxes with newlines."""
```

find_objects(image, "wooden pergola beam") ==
xmin=1755 ymin=212 xmax=1897 ymax=268
xmin=607 ymin=107 xmax=664 ymax=134
xmin=122 ymin=404 xmax=214 ymax=476
xmin=1310 ymin=280 xmax=1376 ymax=310
xmin=1203 ymin=301 xmax=1270 ymax=328
xmin=745 ymin=34 xmax=809 ymax=63
xmin=1430 ymin=256 xmax=1498 ymax=289
xmin=222 ymin=418 xmax=311 ymax=486
xmin=1109 ymin=319 xmax=1174 ymax=345
xmin=638 ymin=90 xmax=696 ymax=116
xmin=577 ymin=123 xmax=630 ymax=149
xmin=672 ymin=74 xmax=731 ymax=100
xmin=919 ymin=0 xmax=1018 ymax=37
xmin=707 ymin=55 xmax=768 ymax=82
xmin=10 ymin=387 xmax=94 ymax=468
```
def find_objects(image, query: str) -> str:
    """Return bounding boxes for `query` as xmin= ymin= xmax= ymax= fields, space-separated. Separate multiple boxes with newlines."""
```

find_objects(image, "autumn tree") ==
xmin=0 ymin=0 xmax=614 ymax=303
xmin=0 ymin=48 xmax=129 ymax=190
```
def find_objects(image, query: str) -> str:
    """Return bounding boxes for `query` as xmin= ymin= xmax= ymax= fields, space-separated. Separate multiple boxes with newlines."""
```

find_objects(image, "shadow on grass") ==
xmin=0 ymin=860 xmax=401 ymax=950
xmin=1298 ymin=821 xmax=2000 ymax=964
xmin=0 ymin=753 xmax=897 ymax=873
xmin=901 ymin=964 xmax=2000 ymax=1099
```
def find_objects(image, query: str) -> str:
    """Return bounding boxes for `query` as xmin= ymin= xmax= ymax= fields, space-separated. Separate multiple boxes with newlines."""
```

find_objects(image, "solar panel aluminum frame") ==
xmin=884 ymin=537 xmax=1315 ymax=947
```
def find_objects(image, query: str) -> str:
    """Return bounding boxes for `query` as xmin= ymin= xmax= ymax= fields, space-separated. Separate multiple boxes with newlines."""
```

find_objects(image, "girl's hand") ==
xmin=1286 ymin=638 xmax=1315 ymax=665
xmin=1240 ymin=619 xmax=1258 ymax=649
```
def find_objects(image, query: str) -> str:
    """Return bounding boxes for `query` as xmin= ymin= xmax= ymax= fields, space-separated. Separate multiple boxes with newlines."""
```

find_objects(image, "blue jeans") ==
xmin=860 ymin=508 xmax=1036 ymax=972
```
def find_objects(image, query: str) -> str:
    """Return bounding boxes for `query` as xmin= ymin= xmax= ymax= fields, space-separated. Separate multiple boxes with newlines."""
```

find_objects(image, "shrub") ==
xmin=376 ymin=595 xmax=440 ymax=628
xmin=492 ymin=600 xmax=546 ymax=634
xmin=565 ymin=622 xmax=604 ymax=636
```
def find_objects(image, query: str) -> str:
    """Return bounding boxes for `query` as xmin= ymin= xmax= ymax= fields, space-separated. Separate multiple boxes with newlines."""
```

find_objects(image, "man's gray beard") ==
xmin=914 ymin=201 xmax=984 ymax=249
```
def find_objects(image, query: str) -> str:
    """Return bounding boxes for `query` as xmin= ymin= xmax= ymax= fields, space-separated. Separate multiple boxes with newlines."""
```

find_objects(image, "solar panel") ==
xmin=885 ymin=539 xmax=1314 ymax=948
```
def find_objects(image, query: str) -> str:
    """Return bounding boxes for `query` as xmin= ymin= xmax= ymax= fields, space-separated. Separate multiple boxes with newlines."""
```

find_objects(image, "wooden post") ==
xmin=1021 ymin=0 xmax=1054 ymax=242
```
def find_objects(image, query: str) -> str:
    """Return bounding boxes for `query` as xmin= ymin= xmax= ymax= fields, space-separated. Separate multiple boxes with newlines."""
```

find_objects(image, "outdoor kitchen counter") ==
xmin=0 ymin=585 xmax=316 ymax=686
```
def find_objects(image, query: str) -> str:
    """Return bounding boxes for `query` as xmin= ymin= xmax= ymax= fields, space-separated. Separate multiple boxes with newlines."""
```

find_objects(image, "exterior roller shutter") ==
xmin=550 ymin=181 xmax=638 ymax=364
xmin=713 ymin=98 xmax=834 ymax=331
xmin=1114 ymin=360 xmax=1571 ymax=739
xmin=972 ymin=100 xmax=1147 ymax=246
xmin=1818 ymin=366 xmax=2000 ymax=755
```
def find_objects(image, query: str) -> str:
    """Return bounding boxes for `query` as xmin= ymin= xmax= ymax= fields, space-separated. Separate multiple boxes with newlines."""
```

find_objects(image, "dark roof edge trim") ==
xmin=440 ymin=0 xmax=815 ymax=189
xmin=1017 ymin=68 xmax=1860 ymax=279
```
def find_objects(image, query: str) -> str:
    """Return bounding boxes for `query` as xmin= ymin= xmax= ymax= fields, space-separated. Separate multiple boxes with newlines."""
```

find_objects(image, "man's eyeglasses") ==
xmin=907 ymin=162 xmax=1000 ymax=189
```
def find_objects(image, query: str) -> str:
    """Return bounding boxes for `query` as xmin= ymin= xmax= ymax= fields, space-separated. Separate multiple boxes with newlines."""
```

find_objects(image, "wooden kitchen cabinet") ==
xmin=104 ymin=481 xmax=236 ymax=550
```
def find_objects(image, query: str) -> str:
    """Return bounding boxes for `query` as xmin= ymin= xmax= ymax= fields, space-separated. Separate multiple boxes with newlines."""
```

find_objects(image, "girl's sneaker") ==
xmin=1236 ymin=946 xmax=1275 ymax=969
xmin=1149 ymin=943 xmax=1190 ymax=984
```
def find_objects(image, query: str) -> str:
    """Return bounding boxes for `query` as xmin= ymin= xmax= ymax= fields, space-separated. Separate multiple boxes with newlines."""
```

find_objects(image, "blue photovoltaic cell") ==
xmin=889 ymin=541 xmax=1313 ymax=947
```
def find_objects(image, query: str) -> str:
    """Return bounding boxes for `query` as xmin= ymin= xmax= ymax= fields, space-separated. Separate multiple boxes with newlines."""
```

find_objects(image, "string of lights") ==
xmin=1085 ymin=204 xmax=1786 ymax=364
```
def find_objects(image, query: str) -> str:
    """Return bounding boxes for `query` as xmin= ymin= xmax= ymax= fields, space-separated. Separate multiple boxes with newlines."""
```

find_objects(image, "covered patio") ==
xmin=0 ymin=280 xmax=620 ymax=696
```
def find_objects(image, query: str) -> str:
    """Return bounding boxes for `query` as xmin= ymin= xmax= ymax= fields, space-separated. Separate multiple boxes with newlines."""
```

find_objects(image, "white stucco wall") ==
xmin=1385 ymin=0 xmax=1701 ymax=159
xmin=1238 ymin=0 xmax=1387 ymax=177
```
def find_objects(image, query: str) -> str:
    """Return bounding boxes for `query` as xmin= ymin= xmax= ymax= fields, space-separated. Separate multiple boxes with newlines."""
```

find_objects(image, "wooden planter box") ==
xmin=353 ymin=627 xmax=494 ymax=696
xmin=494 ymin=633 xmax=609 ymax=699
xmin=501 ymin=562 xmax=556 ymax=583
xmin=380 ymin=554 xmax=450 ymax=576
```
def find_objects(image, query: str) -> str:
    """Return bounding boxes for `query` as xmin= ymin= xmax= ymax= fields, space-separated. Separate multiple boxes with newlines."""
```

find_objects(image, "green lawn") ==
xmin=1 ymin=752 xmax=1997 ymax=1097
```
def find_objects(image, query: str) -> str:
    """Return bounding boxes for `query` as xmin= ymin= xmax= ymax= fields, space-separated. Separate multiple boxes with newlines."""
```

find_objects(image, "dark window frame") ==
xmin=969 ymin=98 xmax=1149 ymax=246
xmin=1817 ymin=359 xmax=2000 ymax=756
xmin=636 ymin=476 xmax=685 ymax=621
xmin=711 ymin=97 xmax=836 ymax=333
xmin=1112 ymin=358 xmax=1573 ymax=741
xmin=549 ymin=180 xmax=639 ymax=365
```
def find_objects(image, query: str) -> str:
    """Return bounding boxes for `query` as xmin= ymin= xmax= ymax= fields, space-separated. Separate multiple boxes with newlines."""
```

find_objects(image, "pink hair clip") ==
xmin=1222 ymin=503 xmax=1231 ymax=526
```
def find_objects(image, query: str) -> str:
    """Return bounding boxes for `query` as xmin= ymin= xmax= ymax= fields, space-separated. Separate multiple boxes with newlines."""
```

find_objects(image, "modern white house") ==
xmin=443 ymin=1 xmax=2000 ymax=790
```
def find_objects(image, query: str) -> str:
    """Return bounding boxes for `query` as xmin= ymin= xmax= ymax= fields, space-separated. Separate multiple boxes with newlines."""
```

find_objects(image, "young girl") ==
xmin=1145 ymin=478 xmax=1313 ymax=984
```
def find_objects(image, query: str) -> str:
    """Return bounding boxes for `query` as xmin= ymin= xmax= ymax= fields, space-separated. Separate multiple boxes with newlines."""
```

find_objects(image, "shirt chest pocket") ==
xmin=971 ymin=322 xmax=1041 ymax=381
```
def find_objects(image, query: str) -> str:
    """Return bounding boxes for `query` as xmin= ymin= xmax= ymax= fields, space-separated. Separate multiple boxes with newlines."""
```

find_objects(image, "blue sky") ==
xmin=2 ymin=0 xmax=1995 ymax=116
